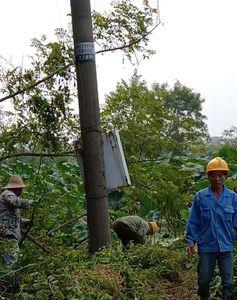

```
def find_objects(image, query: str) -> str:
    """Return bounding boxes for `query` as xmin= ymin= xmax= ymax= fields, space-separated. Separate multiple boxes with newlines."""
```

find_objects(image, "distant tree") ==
xmin=101 ymin=72 xmax=166 ymax=160
xmin=222 ymin=126 xmax=237 ymax=146
xmin=153 ymin=81 xmax=209 ymax=155
xmin=101 ymin=73 xmax=208 ymax=160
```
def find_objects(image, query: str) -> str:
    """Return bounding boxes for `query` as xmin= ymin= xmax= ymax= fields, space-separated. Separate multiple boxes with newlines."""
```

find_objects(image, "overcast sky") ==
xmin=0 ymin=0 xmax=237 ymax=137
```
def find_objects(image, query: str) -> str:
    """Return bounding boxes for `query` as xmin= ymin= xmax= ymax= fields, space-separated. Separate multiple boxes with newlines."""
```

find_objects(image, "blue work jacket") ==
xmin=186 ymin=186 xmax=237 ymax=252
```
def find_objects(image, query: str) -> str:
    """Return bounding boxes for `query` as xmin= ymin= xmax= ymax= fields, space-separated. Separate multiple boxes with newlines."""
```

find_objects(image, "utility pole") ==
xmin=70 ymin=0 xmax=111 ymax=253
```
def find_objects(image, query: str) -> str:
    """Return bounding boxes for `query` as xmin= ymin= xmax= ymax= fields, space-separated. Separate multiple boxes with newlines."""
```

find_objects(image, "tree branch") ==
xmin=38 ymin=213 xmax=86 ymax=240
xmin=0 ymin=63 xmax=72 ymax=103
xmin=0 ymin=263 xmax=35 ymax=279
xmin=96 ymin=21 xmax=161 ymax=55
xmin=26 ymin=233 xmax=52 ymax=253
xmin=0 ymin=21 xmax=161 ymax=103
xmin=0 ymin=151 xmax=75 ymax=162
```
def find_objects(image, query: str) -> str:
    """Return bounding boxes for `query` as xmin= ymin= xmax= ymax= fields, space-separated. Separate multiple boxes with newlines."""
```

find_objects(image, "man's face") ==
xmin=208 ymin=171 xmax=226 ymax=189
xmin=10 ymin=188 xmax=23 ymax=196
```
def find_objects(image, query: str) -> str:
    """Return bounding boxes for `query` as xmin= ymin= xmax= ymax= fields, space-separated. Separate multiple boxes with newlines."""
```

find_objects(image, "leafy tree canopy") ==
xmin=101 ymin=72 xmax=209 ymax=161
xmin=0 ymin=0 xmax=159 ymax=156
xmin=222 ymin=126 xmax=237 ymax=146
xmin=92 ymin=0 xmax=159 ymax=61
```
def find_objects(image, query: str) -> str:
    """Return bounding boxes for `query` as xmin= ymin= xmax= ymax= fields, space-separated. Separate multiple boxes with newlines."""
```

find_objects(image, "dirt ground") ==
xmin=161 ymin=280 xmax=221 ymax=300
xmin=157 ymin=271 xmax=222 ymax=300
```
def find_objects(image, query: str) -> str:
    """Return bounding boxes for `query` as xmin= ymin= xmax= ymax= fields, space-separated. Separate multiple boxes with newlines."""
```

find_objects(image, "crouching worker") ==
xmin=0 ymin=175 xmax=33 ymax=270
xmin=113 ymin=215 xmax=158 ymax=250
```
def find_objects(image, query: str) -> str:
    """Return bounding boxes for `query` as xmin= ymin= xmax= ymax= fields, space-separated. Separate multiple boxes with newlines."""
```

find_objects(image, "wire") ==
xmin=55 ymin=0 xmax=62 ymax=28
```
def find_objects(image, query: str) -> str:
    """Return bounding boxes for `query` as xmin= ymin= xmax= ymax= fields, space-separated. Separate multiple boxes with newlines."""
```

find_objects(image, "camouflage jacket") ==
xmin=116 ymin=215 xmax=150 ymax=237
xmin=0 ymin=190 xmax=32 ymax=241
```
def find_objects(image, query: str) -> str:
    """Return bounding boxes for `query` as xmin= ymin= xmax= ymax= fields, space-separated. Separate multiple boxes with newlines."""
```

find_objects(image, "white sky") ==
xmin=0 ymin=0 xmax=237 ymax=137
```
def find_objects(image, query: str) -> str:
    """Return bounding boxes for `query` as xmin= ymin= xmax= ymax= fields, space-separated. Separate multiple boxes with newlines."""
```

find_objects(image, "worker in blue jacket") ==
xmin=186 ymin=157 xmax=237 ymax=300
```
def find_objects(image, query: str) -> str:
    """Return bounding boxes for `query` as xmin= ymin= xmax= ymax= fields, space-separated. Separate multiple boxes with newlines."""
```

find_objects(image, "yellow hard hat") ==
xmin=148 ymin=222 xmax=158 ymax=235
xmin=206 ymin=157 xmax=229 ymax=174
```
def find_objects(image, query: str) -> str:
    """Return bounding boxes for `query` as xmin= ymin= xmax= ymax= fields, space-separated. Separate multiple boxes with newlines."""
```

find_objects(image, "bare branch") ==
xmin=128 ymin=159 xmax=161 ymax=164
xmin=0 ymin=151 xmax=75 ymax=162
xmin=0 ymin=54 xmax=15 ymax=69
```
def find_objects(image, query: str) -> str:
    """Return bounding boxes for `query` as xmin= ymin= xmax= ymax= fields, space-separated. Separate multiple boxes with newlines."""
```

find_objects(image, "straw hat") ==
xmin=4 ymin=175 xmax=25 ymax=189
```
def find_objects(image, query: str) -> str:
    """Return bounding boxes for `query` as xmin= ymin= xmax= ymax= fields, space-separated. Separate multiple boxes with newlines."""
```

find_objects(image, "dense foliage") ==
xmin=101 ymin=72 xmax=208 ymax=159
xmin=0 ymin=0 xmax=159 ymax=154
xmin=0 ymin=0 xmax=236 ymax=298
xmin=1 ymin=240 xmax=197 ymax=299
xmin=0 ymin=153 xmax=237 ymax=298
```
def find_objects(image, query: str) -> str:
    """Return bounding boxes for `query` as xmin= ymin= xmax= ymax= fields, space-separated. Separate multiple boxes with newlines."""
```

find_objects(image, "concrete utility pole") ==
xmin=70 ymin=0 xmax=111 ymax=253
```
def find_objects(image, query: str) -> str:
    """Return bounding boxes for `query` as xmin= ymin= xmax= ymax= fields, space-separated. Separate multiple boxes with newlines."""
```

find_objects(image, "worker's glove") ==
xmin=28 ymin=219 xmax=33 ymax=227
xmin=21 ymin=218 xmax=33 ymax=228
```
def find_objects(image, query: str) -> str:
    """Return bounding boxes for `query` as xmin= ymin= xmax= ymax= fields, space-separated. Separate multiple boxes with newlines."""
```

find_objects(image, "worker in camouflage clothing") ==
xmin=113 ymin=215 xmax=158 ymax=250
xmin=0 ymin=175 xmax=33 ymax=269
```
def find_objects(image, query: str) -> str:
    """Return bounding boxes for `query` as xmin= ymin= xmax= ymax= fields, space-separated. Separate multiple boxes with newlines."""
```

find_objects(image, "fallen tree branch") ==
xmin=24 ymin=213 xmax=86 ymax=252
xmin=74 ymin=237 xmax=88 ymax=249
xmin=38 ymin=213 xmax=86 ymax=240
xmin=0 ymin=263 xmax=35 ymax=279
xmin=0 ymin=151 xmax=75 ymax=162
xmin=26 ymin=233 xmax=52 ymax=253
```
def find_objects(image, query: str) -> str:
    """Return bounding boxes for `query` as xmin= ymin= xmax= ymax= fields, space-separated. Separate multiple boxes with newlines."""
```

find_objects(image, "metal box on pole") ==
xmin=76 ymin=130 xmax=131 ymax=191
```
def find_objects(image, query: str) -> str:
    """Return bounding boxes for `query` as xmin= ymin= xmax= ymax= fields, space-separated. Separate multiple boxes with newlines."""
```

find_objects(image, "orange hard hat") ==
xmin=148 ymin=222 xmax=158 ymax=235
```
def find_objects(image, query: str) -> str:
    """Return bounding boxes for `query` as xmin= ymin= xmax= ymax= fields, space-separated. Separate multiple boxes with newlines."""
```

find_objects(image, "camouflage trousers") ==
xmin=0 ymin=238 xmax=20 ymax=270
